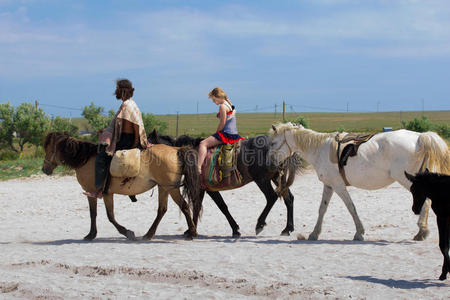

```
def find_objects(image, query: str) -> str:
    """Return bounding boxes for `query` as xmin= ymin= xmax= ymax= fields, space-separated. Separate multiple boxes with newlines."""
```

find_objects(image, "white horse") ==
xmin=269 ymin=123 xmax=449 ymax=241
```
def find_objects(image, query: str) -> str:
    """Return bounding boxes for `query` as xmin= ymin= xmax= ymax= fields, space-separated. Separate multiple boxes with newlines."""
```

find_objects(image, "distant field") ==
xmin=71 ymin=110 xmax=450 ymax=137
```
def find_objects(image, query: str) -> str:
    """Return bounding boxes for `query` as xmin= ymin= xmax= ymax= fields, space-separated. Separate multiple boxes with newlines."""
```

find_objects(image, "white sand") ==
xmin=0 ymin=170 xmax=448 ymax=299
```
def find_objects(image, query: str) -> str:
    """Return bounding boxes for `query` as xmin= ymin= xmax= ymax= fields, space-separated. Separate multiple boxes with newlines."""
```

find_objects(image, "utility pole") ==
xmin=35 ymin=100 xmax=39 ymax=111
xmin=282 ymin=101 xmax=286 ymax=121
xmin=197 ymin=101 xmax=199 ymax=120
xmin=176 ymin=111 xmax=179 ymax=138
xmin=346 ymin=102 xmax=349 ymax=113
xmin=377 ymin=101 xmax=380 ymax=113
xmin=274 ymin=104 xmax=277 ymax=118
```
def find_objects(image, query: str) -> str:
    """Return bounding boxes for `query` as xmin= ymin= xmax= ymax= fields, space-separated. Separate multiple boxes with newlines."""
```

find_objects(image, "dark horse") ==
xmin=147 ymin=129 xmax=306 ymax=237
xmin=405 ymin=170 xmax=450 ymax=280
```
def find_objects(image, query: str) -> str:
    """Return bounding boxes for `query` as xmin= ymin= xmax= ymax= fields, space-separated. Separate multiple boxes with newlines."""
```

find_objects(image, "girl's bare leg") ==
xmin=197 ymin=136 xmax=221 ymax=174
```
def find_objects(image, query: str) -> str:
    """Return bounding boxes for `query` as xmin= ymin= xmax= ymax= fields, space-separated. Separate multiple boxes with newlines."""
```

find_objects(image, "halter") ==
xmin=273 ymin=131 xmax=294 ymax=159
xmin=44 ymin=139 xmax=59 ymax=168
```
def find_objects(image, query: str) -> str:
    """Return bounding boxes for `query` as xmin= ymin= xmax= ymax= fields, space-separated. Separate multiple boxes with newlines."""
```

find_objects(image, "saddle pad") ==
xmin=200 ymin=143 xmax=243 ymax=191
xmin=110 ymin=148 xmax=141 ymax=178
xmin=329 ymin=133 xmax=375 ymax=164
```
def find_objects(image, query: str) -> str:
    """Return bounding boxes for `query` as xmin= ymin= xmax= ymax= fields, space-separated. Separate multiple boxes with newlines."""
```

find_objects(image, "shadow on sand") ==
xmin=27 ymin=234 xmax=195 ymax=246
xmin=344 ymin=275 xmax=447 ymax=289
xmin=193 ymin=235 xmax=416 ymax=246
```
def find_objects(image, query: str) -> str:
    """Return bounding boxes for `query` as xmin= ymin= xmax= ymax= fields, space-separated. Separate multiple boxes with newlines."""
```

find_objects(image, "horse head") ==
xmin=42 ymin=132 xmax=62 ymax=175
xmin=404 ymin=171 xmax=427 ymax=215
xmin=268 ymin=123 xmax=299 ymax=165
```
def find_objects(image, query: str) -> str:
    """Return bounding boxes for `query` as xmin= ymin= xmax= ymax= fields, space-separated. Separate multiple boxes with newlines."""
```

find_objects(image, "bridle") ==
xmin=272 ymin=130 xmax=294 ymax=158
xmin=44 ymin=139 xmax=59 ymax=168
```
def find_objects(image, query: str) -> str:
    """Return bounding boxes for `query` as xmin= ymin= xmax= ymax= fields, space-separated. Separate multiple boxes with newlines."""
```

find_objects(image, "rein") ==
xmin=44 ymin=140 xmax=60 ymax=167
xmin=273 ymin=131 xmax=294 ymax=158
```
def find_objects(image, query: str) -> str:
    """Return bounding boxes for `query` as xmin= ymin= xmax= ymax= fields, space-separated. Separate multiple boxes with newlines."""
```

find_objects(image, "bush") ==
xmin=0 ymin=150 xmax=19 ymax=161
xmin=401 ymin=116 xmax=433 ymax=132
xmin=434 ymin=123 xmax=450 ymax=139
xmin=401 ymin=116 xmax=449 ymax=139
xmin=285 ymin=115 xmax=309 ymax=128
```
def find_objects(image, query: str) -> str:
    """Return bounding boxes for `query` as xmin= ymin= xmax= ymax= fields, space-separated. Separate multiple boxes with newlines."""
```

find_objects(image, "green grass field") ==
xmin=134 ymin=110 xmax=450 ymax=137
xmin=71 ymin=111 xmax=450 ymax=137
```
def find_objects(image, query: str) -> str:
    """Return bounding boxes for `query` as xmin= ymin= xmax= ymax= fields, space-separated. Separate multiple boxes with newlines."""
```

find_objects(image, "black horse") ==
xmin=405 ymin=170 xmax=450 ymax=281
xmin=148 ymin=129 xmax=305 ymax=237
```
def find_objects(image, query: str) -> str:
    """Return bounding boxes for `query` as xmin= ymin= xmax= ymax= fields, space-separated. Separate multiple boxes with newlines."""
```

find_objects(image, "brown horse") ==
xmin=42 ymin=132 xmax=200 ymax=240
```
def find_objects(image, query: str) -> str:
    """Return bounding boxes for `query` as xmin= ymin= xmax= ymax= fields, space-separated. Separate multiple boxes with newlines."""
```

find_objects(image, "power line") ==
xmin=39 ymin=103 xmax=83 ymax=111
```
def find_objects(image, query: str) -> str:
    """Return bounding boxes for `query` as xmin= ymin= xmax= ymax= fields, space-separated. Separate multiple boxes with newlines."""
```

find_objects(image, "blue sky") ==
xmin=1 ymin=0 xmax=450 ymax=117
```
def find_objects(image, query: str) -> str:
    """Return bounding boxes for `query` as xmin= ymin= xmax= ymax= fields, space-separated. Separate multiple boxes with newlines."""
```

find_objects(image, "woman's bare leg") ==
xmin=197 ymin=136 xmax=221 ymax=174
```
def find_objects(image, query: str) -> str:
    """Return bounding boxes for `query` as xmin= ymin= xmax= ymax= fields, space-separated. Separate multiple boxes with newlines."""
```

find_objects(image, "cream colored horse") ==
xmin=42 ymin=132 xmax=200 ymax=241
xmin=269 ymin=123 xmax=449 ymax=241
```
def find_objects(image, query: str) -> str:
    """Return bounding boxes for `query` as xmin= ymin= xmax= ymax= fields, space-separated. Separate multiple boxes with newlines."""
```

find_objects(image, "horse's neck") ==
xmin=291 ymin=129 xmax=331 ymax=160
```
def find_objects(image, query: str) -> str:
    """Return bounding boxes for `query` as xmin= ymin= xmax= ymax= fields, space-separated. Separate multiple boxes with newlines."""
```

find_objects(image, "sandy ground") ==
xmin=0 ymin=170 xmax=449 ymax=299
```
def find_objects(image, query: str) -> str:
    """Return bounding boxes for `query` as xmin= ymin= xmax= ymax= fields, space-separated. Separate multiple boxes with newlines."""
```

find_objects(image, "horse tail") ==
xmin=275 ymin=153 xmax=308 ymax=197
xmin=417 ymin=131 xmax=450 ymax=175
xmin=177 ymin=146 xmax=202 ymax=210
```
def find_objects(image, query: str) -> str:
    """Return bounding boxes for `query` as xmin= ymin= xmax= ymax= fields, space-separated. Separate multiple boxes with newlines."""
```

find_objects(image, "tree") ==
xmin=52 ymin=116 xmax=79 ymax=137
xmin=13 ymin=103 xmax=50 ymax=152
xmin=0 ymin=102 xmax=16 ymax=152
xmin=82 ymin=102 xmax=113 ymax=140
xmin=142 ymin=112 xmax=168 ymax=134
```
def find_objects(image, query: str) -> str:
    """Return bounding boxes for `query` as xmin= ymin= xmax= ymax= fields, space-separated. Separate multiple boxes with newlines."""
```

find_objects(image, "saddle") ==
xmin=200 ymin=141 xmax=243 ymax=191
xmin=110 ymin=148 xmax=141 ymax=178
xmin=329 ymin=133 xmax=375 ymax=186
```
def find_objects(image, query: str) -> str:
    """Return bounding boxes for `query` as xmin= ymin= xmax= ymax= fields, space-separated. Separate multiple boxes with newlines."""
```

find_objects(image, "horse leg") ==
xmin=207 ymin=191 xmax=241 ymax=238
xmin=437 ymin=216 xmax=450 ymax=280
xmin=334 ymin=185 xmax=365 ymax=241
xmin=271 ymin=179 xmax=295 ymax=236
xmin=143 ymin=186 xmax=168 ymax=240
xmin=309 ymin=184 xmax=333 ymax=240
xmin=169 ymin=189 xmax=197 ymax=240
xmin=84 ymin=196 xmax=98 ymax=240
xmin=103 ymin=194 xmax=136 ymax=240
xmin=414 ymin=199 xmax=431 ymax=241
xmin=281 ymin=189 xmax=294 ymax=236
xmin=255 ymin=179 xmax=279 ymax=235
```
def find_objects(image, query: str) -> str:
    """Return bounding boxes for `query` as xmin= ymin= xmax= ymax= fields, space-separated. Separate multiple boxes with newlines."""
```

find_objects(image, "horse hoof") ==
xmin=83 ymin=233 xmax=96 ymax=241
xmin=232 ymin=231 xmax=241 ymax=238
xmin=142 ymin=234 xmax=153 ymax=240
xmin=184 ymin=233 xmax=194 ymax=241
xmin=280 ymin=230 xmax=291 ymax=236
xmin=308 ymin=233 xmax=318 ymax=241
xmin=413 ymin=230 xmax=429 ymax=241
xmin=439 ymin=274 xmax=447 ymax=281
xmin=353 ymin=233 xmax=364 ymax=241
xmin=126 ymin=231 xmax=136 ymax=241
xmin=296 ymin=233 xmax=306 ymax=240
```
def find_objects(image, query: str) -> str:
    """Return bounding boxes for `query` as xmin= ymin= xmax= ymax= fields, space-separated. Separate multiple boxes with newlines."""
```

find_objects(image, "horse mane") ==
xmin=45 ymin=132 xmax=98 ymax=169
xmin=175 ymin=135 xmax=203 ymax=147
xmin=414 ymin=171 xmax=450 ymax=185
xmin=270 ymin=123 xmax=333 ymax=152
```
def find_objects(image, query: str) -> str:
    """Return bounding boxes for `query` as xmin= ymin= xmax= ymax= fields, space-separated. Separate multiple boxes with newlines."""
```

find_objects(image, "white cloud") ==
xmin=1 ymin=1 xmax=450 ymax=78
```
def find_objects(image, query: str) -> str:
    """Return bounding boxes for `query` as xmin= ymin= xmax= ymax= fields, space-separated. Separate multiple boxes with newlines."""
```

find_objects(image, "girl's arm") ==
xmin=216 ymin=104 xmax=228 ymax=132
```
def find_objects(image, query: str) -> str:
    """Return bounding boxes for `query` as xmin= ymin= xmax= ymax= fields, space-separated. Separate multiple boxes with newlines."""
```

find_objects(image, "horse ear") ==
xmin=404 ymin=171 xmax=415 ymax=182
xmin=424 ymin=168 xmax=430 ymax=174
xmin=272 ymin=125 xmax=277 ymax=132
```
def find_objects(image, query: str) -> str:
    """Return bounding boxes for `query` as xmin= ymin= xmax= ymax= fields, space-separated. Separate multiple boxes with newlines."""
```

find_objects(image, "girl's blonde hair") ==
xmin=208 ymin=87 xmax=231 ymax=104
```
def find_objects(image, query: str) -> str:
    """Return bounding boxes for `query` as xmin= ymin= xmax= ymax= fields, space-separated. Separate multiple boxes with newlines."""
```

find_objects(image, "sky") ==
xmin=1 ymin=0 xmax=450 ymax=117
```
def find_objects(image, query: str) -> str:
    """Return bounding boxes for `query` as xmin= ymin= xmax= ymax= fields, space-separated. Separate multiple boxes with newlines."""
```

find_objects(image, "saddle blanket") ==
xmin=200 ymin=142 xmax=243 ymax=191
